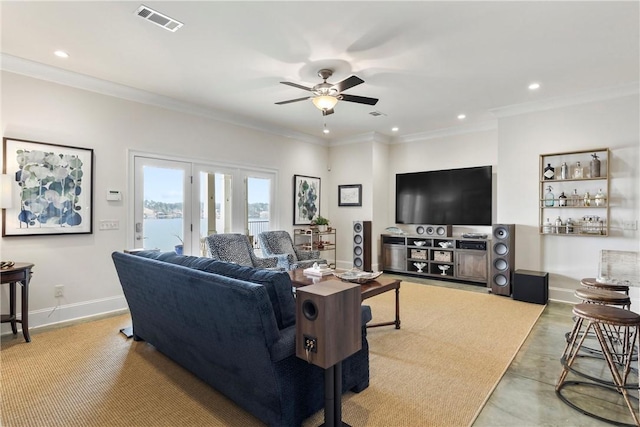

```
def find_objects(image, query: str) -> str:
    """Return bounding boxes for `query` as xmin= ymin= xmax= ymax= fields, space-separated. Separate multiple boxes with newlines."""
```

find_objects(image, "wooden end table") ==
xmin=288 ymin=269 xmax=401 ymax=329
xmin=1 ymin=262 xmax=34 ymax=342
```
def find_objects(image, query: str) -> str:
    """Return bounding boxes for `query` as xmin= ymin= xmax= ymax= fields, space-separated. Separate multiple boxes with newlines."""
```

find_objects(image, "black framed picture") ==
xmin=293 ymin=174 xmax=320 ymax=225
xmin=338 ymin=184 xmax=362 ymax=207
xmin=2 ymin=137 xmax=94 ymax=236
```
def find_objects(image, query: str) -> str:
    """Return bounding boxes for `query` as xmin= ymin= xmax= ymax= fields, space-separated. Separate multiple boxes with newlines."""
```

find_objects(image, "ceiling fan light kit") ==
xmin=276 ymin=68 xmax=378 ymax=116
xmin=312 ymin=95 xmax=339 ymax=111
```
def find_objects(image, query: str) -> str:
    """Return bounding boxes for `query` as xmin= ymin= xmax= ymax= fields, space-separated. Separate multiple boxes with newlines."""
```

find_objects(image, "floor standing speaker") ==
xmin=490 ymin=224 xmax=516 ymax=296
xmin=353 ymin=220 xmax=372 ymax=271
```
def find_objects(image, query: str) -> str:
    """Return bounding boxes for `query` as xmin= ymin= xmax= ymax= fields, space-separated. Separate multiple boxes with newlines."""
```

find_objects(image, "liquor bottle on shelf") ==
xmin=583 ymin=191 xmax=591 ymax=207
xmin=542 ymin=218 xmax=552 ymax=234
xmin=570 ymin=189 xmax=581 ymax=207
xmin=558 ymin=191 xmax=567 ymax=206
xmin=590 ymin=153 xmax=601 ymax=178
xmin=560 ymin=162 xmax=569 ymax=180
xmin=566 ymin=218 xmax=574 ymax=234
xmin=573 ymin=161 xmax=583 ymax=179
xmin=544 ymin=186 xmax=555 ymax=207
xmin=543 ymin=163 xmax=555 ymax=180
xmin=595 ymin=189 xmax=606 ymax=207
xmin=554 ymin=216 xmax=563 ymax=234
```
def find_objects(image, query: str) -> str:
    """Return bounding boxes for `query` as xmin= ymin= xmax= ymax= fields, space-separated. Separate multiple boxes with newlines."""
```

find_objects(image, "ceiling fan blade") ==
xmin=280 ymin=81 xmax=312 ymax=91
xmin=275 ymin=96 xmax=310 ymax=105
xmin=340 ymin=94 xmax=379 ymax=106
xmin=322 ymin=108 xmax=335 ymax=116
xmin=332 ymin=75 xmax=364 ymax=92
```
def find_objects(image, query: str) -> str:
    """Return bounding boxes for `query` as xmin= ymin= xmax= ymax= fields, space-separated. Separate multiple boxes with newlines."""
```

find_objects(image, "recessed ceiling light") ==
xmin=528 ymin=82 xmax=541 ymax=90
xmin=457 ymin=114 xmax=466 ymax=120
xmin=323 ymin=128 xmax=330 ymax=134
xmin=54 ymin=50 xmax=69 ymax=59
xmin=391 ymin=127 xmax=399 ymax=132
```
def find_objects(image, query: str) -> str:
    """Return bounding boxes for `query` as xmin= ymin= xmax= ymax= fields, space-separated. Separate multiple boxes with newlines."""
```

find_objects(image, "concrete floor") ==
xmin=385 ymin=273 xmax=637 ymax=427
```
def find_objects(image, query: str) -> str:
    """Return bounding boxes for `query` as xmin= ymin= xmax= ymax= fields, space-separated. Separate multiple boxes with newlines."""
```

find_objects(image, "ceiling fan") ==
xmin=275 ymin=69 xmax=378 ymax=116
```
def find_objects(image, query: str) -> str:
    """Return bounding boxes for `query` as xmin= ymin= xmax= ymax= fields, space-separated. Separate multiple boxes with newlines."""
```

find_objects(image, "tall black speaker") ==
xmin=490 ymin=224 xmax=516 ymax=296
xmin=353 ymin=220 xmax=372 ymax=271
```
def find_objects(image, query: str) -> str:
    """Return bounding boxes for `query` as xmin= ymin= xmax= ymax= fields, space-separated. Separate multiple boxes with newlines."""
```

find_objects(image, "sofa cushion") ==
xmin=202 ymin=262 xmax=296 ymax=329
xmin=132 ymin=251 xmax=295 ymax=329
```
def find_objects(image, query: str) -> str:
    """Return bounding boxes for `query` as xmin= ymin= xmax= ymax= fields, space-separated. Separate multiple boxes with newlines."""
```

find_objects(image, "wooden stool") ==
xmin=575 ymin=288 xmax=631 ymax=309
xmin=581 ymin=277 xmax=630 ymax=296
xmin=557 ymin=303 xmax=640 ymax=426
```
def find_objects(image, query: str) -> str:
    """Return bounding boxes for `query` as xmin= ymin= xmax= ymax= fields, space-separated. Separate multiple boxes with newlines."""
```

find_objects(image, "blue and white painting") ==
xmin=2 ymin=138 xmax=93 ymax=236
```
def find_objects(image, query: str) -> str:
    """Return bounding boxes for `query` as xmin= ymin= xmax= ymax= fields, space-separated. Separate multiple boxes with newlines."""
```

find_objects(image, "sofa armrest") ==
xmin=254 ymin=255 xmax=280 ymax=269
xmin=361 ymin=305 xmax=372 ymax=326
xmin=269 ymin=325 xmax=296 ymax=363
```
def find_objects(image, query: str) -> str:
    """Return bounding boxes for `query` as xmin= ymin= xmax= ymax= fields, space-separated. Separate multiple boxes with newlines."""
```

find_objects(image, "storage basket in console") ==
xmin=433 ymin=250 xmax=452 ymax=262
xmin=410 ymin=249 xmax=427 ymax=260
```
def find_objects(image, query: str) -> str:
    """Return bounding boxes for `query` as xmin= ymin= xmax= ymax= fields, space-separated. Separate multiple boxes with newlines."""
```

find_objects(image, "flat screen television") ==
xmin=395 ymin=166 xmax=492 ymax=226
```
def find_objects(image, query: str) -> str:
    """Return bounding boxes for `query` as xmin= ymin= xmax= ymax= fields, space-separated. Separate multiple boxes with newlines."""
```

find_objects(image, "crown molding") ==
xmin=329 ymin=131 xmax=391 ymax=147
xmin=393 ymin=120 xmax=498 ymax=144
xmin=490 ymin=82 xmax=640 ymax=118
xmin=0 ymin=53 xmax=325 ymax=146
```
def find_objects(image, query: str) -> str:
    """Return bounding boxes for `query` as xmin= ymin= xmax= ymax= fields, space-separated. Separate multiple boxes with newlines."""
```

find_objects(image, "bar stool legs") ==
xmin=557 ymin=303 xmax=640 ymax=426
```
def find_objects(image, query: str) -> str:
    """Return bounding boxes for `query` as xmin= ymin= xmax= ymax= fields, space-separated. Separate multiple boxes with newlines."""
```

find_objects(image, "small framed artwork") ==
xmin=2 ymin=137 xmax=94 ymax=236
xmin=293 ymin=174 xmax=320 ymax=225
xmin=338 ymin=184 xmax=362 ymax=207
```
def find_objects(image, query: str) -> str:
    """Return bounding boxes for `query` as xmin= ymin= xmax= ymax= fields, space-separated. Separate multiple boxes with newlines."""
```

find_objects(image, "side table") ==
xmin=1 ymin=262 xmax=34 ymax=342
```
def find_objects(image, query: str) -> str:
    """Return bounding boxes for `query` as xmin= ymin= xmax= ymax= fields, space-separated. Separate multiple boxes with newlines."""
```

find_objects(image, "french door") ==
xmin=132 ymin=157 xmax=192 ymax=253
xmin=132 ymin=153 xmax=276 ymax=256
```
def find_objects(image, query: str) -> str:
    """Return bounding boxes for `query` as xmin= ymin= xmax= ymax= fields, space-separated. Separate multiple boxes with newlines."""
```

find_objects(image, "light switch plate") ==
xmin=99 ymin=220 xmax=119 ymax=230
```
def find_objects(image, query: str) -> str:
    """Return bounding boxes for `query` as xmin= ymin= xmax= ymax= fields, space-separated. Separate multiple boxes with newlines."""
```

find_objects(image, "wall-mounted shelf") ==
xmin=539 ymin=148 xmax=610 ymax=236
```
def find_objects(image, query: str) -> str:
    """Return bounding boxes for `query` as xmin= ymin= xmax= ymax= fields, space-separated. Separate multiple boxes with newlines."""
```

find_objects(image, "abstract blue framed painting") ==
xmin=293 ymin=174 xmax=320 ymax=225
xmin=2 ymin=138 xmax=94 ymax=236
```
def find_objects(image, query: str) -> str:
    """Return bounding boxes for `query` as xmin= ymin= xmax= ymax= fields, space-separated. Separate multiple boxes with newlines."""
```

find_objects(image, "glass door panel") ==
xmin=133 ymin=157 xmax=191 ymax=253
xmin=246 ymin=176 xmax=272 ymax=249
xmin=198 ymin=171 xmax=233 ymax=256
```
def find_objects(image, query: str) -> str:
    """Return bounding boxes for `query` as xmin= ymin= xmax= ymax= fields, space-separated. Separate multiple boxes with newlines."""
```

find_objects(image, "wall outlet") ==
xmin=623 ymin=220 xmax=638 ymax=231
xmin=54 ymin=285 xmax=64 ymax=298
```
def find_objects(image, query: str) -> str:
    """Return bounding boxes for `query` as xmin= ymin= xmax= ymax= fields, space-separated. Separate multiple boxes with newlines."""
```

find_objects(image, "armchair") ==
xmin=205 ymin=233 xmax=279 ymax=269
xmin=258 ymin=230 xmax=327 ymax=270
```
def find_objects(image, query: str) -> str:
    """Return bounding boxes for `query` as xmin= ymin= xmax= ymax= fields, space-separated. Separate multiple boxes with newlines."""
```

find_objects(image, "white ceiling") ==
xmin=1 ymin=1 xmax=638 ymax=142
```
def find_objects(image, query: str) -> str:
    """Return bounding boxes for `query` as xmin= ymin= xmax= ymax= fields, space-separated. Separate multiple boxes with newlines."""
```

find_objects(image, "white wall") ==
xmin=496 ymin=94 xmax=640 ymax=303
xmin=328 ymin=139 xmax=374 ymax=269
xmin=0 ymin=71 xmax=329 ymax=331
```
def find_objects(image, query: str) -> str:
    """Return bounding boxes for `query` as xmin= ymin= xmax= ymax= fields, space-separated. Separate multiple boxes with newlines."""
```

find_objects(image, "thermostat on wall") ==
xmin=106 ymin=189 xmax=122 ymax=201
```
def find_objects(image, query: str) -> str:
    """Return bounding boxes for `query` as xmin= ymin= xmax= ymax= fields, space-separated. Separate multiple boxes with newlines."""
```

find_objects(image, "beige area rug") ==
xmin=1 ymin=282 xmax=544 ymax=427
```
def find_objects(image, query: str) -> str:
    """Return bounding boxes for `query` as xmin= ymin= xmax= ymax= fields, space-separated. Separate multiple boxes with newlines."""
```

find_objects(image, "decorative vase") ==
xmin=174 ymin=245 xmax=183 ymax=255
xmin=413 ymin=262 xmax=426 ymax=273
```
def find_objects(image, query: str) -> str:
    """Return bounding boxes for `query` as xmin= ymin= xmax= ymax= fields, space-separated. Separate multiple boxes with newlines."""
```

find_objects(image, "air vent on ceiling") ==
xmin=135 ymin=5 xmax=183 ymax=32
xmin=369 ymin=111 xmax=387 ymax=117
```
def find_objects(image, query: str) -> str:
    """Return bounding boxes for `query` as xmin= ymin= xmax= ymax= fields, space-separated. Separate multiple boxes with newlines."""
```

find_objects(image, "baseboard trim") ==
xmin=548 ymin=286 xmax=577 ymax=304
xmin=1 ymin=295 xmax=128 ymax=336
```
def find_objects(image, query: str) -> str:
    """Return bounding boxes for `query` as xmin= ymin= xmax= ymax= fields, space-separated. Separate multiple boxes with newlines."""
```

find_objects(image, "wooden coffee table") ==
xmin=288 ymin=269 xmax=401 ymax=329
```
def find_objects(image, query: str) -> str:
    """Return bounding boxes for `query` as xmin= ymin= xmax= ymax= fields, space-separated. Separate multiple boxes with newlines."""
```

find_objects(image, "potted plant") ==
xmin=314 ymin=215 xmax=329 ymax=232
xmin=173 ymin=234 xmax=184 ymax=255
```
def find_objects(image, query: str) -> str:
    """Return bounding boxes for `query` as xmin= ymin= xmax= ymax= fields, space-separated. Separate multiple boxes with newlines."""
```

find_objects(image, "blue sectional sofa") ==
xmin=111 ymin=251 xmax=371 ymax=427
